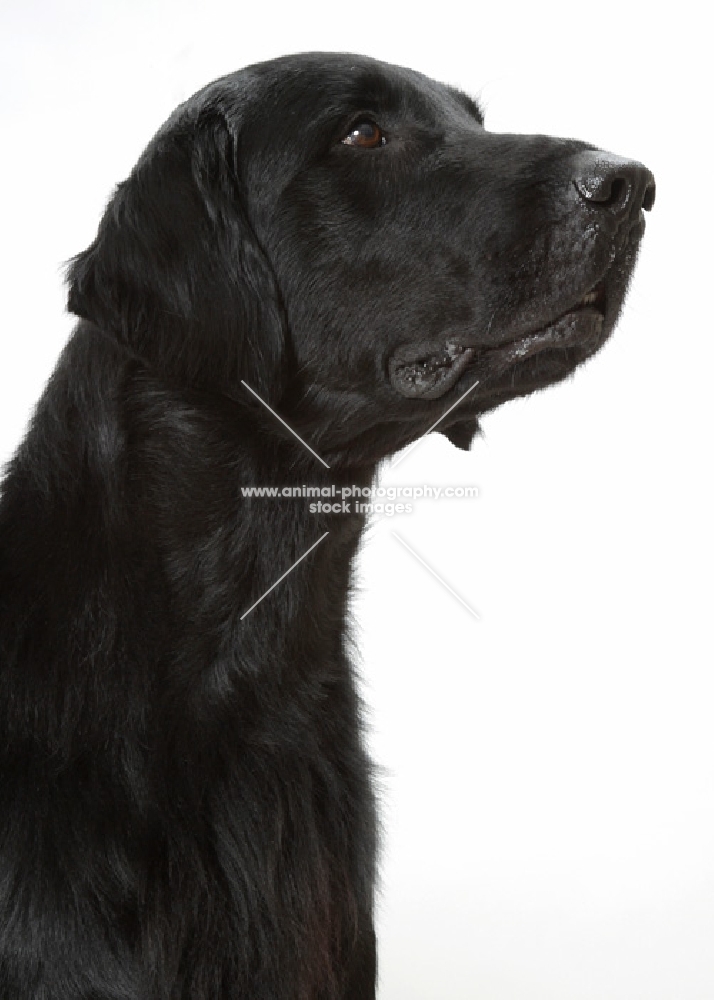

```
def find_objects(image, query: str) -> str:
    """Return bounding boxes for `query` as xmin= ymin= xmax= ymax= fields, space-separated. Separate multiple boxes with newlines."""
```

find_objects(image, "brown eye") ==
xmin=341 ymin=120 xmax=385 ymax=149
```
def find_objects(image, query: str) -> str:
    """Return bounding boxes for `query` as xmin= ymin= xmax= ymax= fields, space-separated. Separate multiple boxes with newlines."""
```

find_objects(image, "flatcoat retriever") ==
xmin=0 ymin=52 xmax=654 ymax=999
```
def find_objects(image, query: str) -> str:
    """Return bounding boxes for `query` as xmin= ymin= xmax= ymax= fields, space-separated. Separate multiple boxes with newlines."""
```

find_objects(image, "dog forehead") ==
xmin=226 ymin=52 xmax=470 ymax=131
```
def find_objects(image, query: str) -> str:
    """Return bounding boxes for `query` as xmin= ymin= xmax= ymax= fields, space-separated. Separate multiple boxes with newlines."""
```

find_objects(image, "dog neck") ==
xmin=8 ymin=324 xmax=376 ymax=712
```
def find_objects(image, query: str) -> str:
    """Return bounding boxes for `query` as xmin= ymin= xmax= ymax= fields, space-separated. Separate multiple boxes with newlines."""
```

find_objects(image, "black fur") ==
xmin=0 ymin=53 xmax=653 ymax=998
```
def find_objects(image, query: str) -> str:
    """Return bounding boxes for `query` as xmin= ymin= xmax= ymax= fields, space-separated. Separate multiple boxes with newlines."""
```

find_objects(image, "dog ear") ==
xmin=66 ymin=110 xmax=287 ymax=405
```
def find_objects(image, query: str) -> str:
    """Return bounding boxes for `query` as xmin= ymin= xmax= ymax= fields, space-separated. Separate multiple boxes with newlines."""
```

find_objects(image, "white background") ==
xmin=1 ymin=2 xmax=712 ymax=998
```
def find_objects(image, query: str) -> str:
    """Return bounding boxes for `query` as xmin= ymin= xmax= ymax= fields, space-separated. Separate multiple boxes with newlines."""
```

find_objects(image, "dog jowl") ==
xmin=0 ymin=53 xmax=653 ymax=1000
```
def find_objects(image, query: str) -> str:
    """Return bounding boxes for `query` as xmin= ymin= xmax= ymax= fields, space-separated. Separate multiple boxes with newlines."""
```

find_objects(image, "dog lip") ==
xmin=388 ymin=341 xmax=477 ymax=399
xmin=391 ymin=340 xmax=473 ymax=367
xmin=466 ymin=307 xmax=607 ymax=388
xmin=388 ymin=277 xmax=610 ymax=401
xmin=491 ymin=307 xmax=605 ymax=364
xmin=455 ymin=279 xmax=609 ymax=361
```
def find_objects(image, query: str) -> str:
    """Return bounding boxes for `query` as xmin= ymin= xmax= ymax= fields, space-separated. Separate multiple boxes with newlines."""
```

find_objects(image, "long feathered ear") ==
xmin=66 ymin=109 xmax=287 ymax=404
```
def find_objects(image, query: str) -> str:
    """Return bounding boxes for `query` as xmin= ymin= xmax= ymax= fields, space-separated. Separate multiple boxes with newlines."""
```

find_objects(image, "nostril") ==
xmin=603 ymin=175 xmax=630 ymax=212
xmin=642 ymin=181 xmax=656 ymax=212
xmin=574 ymin=169 xmax=632 ymax=214
xmin=572 ymin=153 xmax=655 ymax=221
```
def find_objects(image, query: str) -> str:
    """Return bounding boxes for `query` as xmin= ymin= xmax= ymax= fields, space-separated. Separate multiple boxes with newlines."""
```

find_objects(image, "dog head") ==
xmin=67 ymin=53 xmax=654 ymax=465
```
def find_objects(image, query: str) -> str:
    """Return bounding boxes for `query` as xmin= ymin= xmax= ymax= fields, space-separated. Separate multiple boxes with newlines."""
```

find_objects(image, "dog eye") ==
xmin=341 ymin=120 xmax=385 ymax=149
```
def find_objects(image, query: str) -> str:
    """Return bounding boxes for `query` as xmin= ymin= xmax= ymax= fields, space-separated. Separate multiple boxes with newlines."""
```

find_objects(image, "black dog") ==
xmin=0 ymin=53 xmax=654 ymax=999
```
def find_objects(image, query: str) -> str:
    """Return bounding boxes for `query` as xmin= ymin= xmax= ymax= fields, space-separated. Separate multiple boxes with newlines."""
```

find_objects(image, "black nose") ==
xmin=573 ymin=153 xmax=656 ymax=221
